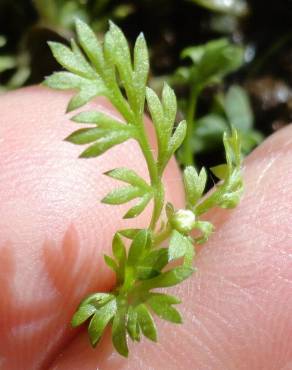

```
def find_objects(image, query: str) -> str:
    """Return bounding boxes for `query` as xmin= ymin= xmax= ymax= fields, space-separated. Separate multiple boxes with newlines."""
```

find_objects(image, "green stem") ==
xmin=181 ymin=88 xmax=199 ymax=167
xmin=137 ymin=119 xmax=164 ymax=231
xmin=104 ymin=72 xmax=164 ymax=234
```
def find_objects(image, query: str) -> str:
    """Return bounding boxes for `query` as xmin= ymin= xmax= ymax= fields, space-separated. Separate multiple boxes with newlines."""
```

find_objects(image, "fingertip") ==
xmin=0 ymin=86 xmax=184 ymax=368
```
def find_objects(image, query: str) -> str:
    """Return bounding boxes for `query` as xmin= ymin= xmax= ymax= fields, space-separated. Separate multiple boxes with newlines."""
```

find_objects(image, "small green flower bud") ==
xmin=170 ymin=209 xmax=196 ymax=234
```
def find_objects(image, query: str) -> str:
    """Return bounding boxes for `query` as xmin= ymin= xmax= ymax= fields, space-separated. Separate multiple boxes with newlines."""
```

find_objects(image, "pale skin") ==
xmin=0 ymin=86 xmax=292 ymax=370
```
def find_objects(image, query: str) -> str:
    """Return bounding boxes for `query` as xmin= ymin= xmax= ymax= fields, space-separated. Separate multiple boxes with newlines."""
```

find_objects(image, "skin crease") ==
xmin=0 ymin=86 xmax=291 ymax=370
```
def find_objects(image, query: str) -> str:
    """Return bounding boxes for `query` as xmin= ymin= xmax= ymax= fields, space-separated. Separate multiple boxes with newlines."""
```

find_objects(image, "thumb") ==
xmin=51 ymin=125 xmax=292 ymax=369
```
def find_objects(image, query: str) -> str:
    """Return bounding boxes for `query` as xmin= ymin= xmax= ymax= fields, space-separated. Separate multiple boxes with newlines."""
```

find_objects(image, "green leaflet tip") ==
xmin=66 ymin=102 xmax=76 ymax=114
xmin=75 ymin=17 xmax=84 ymax=27
xmin=162 ymin=81 xmax=170 ymax=89
xmin=47 ymin=41 xmax=57 ymax=54
xmin=47 ymin=41 xmax=55 ymax=47
xmin=79 ymin=150 xmax=91 ymax=158
xmin=100 ymin=196 xmax=108 ymax=203
xmin=42 ymin=79 xmax=49 ymax=87
xmin=108 ymin=20 xmax=117 ymax=30
xmin=64 ymin=135 xmax=72 ymax=143
xmin=89 ymin=337 xmax=99 ymax=348
xmin=137 ymin=31 xmax=145 ymax=41
xmin=103 ymin=169 xmax=112 ymax=177
xmin=122 ymin=211 xmax=134 ymax=219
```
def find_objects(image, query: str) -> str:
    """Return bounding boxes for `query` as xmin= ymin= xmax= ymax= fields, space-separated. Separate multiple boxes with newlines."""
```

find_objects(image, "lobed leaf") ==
xmin=196 ymin=129 xmax=243 ymax=215
xmin=138 ymin=266 xmax=194 ymax=291
xmin=105 ymin=21 xmax=132 ymax=71
xmin=72 ymin=111 xmax=126 ymax=129
xmin=47 ymin=41 xmax=94 ymax=79
xmin=162 ymin=82 xmax=177 ymax=132
xmin=88 ymin=298 xmax=117 ymax=347
xmin=66 ymin=128 xmax=104 ymax=145
xmin=146 ymin=85 xmax=180 ymax=168
xmin=219 ymin=187 xmax=243 ymax=208
xmin=71 ymin=304 xmax=97 ymax=327
xmin=112 ymin=233 xmax=127 ymax=266
xmin=193 ymin=220 xmax=214 ymax=244
xmin=136 ymin=304 xmax=157 ymax=342
xmin=44 ymin=72 xmax=107 ymax=113
xmin=223 ymin=129 xmax=241 ymax=170
xmin=79 ymin=129 xmax=133 ymax=158
xmin=146 ymin=87 xmax=164 ymax=131
xmin=103 ymin=21 xmax=135 ymax=108
xmin=72 ymin=293 xmax=115 ymax=326
xmin=105 ymin=167 xmax=150 ymax=189
xmin=104 ymin=255 xmax=119 ymax=273
xmin=133 ymin=33 xmax=149 ymax=114
xmin=123 ymin=194 xmax=152 ymax=219
xmin=102 ymin=186 xmax=145 ymax=205
xmin=183 ymin=166 xmax=207 ymax=206
xmin=147 ymin=293 xmax=181 ymax=305
xmin=44 ymin=71 xmax=84 ymax=90
xmin=119 ymin=228 xmax=141 ymax=240
xmin=66 ymin=82 xmax=106 ymax=112
xmin=127 ymin=229 xmax=152 ymax=265
xmin=71 ymin=111 xmax=101 ymax=124
xmin=168 ymin=230 xmax=194 ymax=267
xmin=127 ymin=306 xmax=141 ymax=342
xmin=137 ymin=248 xmax=169 ymax=280
xmin=167 ymin=120 xmax=187 ymax=157
xmin=112 ymin=304 xmax=128 ymax=357
xmin=82 ymin=292 xmax=115 ymax=306
xmin=147 ymin=295 xmax=182 ymax=324
xmin=70 ymin=39 xmax=95 ymax=78
xmin=104 ymin=168 xmax=152 ymax=218
xmin=75 ymin=18 xmax=105 ymax=74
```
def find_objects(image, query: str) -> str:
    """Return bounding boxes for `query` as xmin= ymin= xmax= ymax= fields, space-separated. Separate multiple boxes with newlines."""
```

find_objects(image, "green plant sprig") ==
xmin=174 ymin=38 xmax=244 ymax=167
xmin=45 ymin=19 xmax=243 ymax=357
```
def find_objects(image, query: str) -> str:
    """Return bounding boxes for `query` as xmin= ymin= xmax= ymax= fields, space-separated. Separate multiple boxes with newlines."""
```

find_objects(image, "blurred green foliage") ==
xmin=193 ymin=85 xmax=263 ymax=156
xmin=171 ymin=40 xmax=262 ymax=166
xmin=190 ymin=0 xmax=248 ymax=17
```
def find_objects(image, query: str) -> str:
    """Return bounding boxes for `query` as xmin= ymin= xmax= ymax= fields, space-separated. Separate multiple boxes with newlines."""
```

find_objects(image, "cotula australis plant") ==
xmin=45 ymin=19 xmax=243 ymax=357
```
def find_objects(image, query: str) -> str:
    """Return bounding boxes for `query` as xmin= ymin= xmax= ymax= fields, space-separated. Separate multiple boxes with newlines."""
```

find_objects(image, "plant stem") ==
xmin=137 ymin=119 xmax=164 ymax=231
xmin=181 ymin=87 xmax=199 ymax=167
xmin=105 ymin=73 xmax=164 ymax=234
